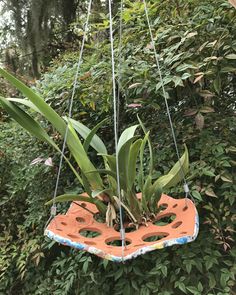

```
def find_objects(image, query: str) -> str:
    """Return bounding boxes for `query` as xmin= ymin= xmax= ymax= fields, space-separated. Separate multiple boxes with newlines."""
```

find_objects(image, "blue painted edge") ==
xmin=45 ymin=201 xmax=199 ymax=263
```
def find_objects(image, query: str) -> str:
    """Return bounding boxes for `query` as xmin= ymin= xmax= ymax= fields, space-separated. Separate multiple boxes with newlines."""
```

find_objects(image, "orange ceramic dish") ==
xmin=45 ymin=194 xmax=199 ymax=262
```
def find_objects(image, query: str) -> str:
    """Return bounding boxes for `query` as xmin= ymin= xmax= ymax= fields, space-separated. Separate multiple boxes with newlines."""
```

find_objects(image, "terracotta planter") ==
xmin=45 ymin=193 xmax=199 ymax=262
xmin=229 ymin=0 xmax=236 ymax=9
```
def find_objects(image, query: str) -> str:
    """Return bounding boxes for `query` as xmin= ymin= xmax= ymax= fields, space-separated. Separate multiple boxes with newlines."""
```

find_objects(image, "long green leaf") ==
xmin=81 ymin=171 xmax=92 ymax=197
xmin=118 ymin=136 xmax=139 ymax=191
xmin=67 ymin=122 xmax=103 ymax=190
xmin=45 ymin=194 xmax=106 ymax=214
xmin=0 ymin=97 xmax=83 ymax=184
xmin=138 ymin=131 xmax=150 ymax=191
xmin=7 ymin=98 xmax=41 ymax=113
xmin=141 ymin=175 xmax=152 ymax=212
xmin=0 ymin=96 xmax=55 ymax=145
xmin=149 ymin=187 xmax=162 ymax=213
xmin=142 ymin=175 xmax=152 ymax=202
xmin=0 ymin=68 xmax=66 ymax=135
xmin=45 ymin=194 xmax=94 ymax=205
xmin=153 ymin=145 xmax=189 ymax=190
xmin=99 ymin=154 xmax=117 ymax=172
xmin=91 ymin=189 xmax=112 ymax=198
xmin=83 ymin=118 xmax=108 ymax=153
xmin=99 ymin=154 xmax=117 ymax=192
xmin=0 ymin=68 xmax=103 ymax=189
xmin=117 ymin=124 xmax=139 ymax=152
xmin=137 ymin=115 xmax=154 ymax=174
xmin=86 ymin=169 xmax=118 ymax=179
xmin=67 ymin=118 xmax=107 ymax=154
xmin=127 ymin=139 xmax=142 ymax=190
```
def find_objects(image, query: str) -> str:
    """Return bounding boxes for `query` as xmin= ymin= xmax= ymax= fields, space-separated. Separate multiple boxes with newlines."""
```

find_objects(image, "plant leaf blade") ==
xmin=153 ymin=145 xmax=189 ymax=190
xmin=117 ymin=124 xmax=139 ymax=153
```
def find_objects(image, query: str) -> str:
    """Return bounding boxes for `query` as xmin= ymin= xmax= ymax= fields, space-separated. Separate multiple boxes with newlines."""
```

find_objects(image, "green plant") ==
xmin=0 ymin=67 xmax=188 ymax=227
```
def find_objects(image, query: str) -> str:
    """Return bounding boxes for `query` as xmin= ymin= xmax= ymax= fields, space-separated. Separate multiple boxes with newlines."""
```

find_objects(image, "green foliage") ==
xmin=0 ymin=68 xmax=188 ymax=226
xmin=1 ymin=0 xmax=236 ymax=294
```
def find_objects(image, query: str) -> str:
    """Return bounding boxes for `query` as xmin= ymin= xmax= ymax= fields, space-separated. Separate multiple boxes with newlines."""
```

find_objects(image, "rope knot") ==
xmin=50 ymin=205 xmax=57 ymax=217
xmin=184 ymin=183 xmax=190 ymax=194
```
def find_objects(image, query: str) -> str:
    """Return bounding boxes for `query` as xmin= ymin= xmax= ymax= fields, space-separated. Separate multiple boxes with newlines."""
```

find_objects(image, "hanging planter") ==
xmin=45 ymin=193 xmax=198 ymax=262
xmin=0 ymin=67 xmax=199 ymax=261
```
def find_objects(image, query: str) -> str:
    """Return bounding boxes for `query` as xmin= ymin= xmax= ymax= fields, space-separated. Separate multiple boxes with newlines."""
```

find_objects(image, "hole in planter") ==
xmin=180 ymin=232 xmax=187 ymax=235
xmin=125 ymin=226 xmax=137 ymax=233
xmin=79 ymin=228 xmax=101 ymax=238
xmin=76 ymin=217 xmax=85 ymax=223
xmin=172 ymin=221 xmax=182 ymax=229
xmin=153 ymin=214 xmax=176 ymax=226
xmin=61 ymin=222 xmax=67 ymax=226
xmin=80 ymin=203 xmax=87 ymax=208
xmin=173 ymin=204 xmax=178 ymax=208
xmin=106 ymin=238 xmax=131 ymax=247
xmin=94 ymin=213 xmax=105 ymax=223
xmin=67 ymin=234 xmax=79 ymax=239
xmin=183 ymin=206 xmax=188 ymax=212
xmin=159 ymin=203 xmax=168 ymax=211
xmin=142 ymin=232 xmax=168 ymax=242
xmin=84 ymin=241 xmax=96 ymax=246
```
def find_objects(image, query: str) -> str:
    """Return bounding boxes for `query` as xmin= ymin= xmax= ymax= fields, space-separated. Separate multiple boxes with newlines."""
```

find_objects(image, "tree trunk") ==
xmin=61 ymin=0 xmax=78 ymax=42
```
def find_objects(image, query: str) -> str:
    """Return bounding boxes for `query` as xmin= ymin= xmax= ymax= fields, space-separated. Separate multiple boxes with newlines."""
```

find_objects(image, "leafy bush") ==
xmin=1 ymin=0 xmax=236 ymax=294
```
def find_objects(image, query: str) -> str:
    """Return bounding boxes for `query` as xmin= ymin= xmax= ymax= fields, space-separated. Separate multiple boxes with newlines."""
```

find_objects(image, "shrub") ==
xmin=1 ymin=0 xmax=236 ymax=294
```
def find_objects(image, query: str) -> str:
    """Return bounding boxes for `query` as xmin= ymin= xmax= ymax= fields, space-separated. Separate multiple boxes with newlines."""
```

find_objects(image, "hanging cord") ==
xmin=108 ymin=0 xmax=126 ymax=261
xmin=143 ymin=0 xmax=192 ymax=203
xmin=44 ymin=0 xmax=93 ymax=230
xmin=116 ymin=0 xmax=124 ymax=134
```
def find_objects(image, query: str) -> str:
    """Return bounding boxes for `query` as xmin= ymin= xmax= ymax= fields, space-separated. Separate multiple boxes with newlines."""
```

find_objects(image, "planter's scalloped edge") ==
xmin=44 ymin=202 xmax=199 ymax=263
